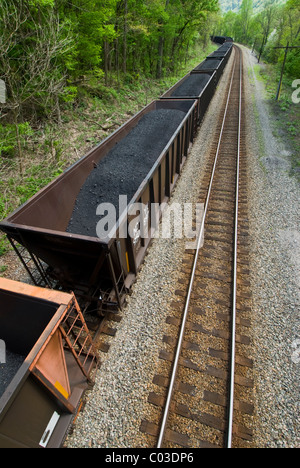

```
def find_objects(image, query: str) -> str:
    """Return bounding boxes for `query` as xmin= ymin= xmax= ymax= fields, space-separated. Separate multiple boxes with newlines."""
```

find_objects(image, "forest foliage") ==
xmin=0 ymin=0 xmax=298 ymax=167
xmin=0 ymin=0 xmax=219 ymax=127
xmin=219 ymin=0 xmax=287 ymax=13
xmin=218 ymin=0 xmax=299 ymax=77
xmin=0 ymin=0 xmax=222 ymax=168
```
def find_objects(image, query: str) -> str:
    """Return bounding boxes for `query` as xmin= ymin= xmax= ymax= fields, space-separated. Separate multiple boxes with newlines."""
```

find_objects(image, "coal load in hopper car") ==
xmin=208 ymin=46 xmax=233 ymax=68
xmin=67 ymin=108 xmax=187 ymax=238
xmin=218 ymin=43 xmax=233 ymax=52
xmin=193 ymin=58 xmax=225 ymax=83
xmin=0 ymin=100 xmax=196 ymax=313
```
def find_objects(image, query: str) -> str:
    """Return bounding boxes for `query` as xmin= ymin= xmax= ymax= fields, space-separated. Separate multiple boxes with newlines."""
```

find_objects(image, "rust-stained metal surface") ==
xmin=0 ymin=278 xmax=99 ymax=448
xmin=162 ymin=47 xmax=232 ymax=124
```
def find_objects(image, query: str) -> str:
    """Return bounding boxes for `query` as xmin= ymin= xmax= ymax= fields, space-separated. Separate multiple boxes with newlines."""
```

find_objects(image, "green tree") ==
xmin=218 ymin=0 xmax=299 ymax=78
xmin=0 ymin=0 xmax=224 ymax=170
xmin=240 ymin=0 xmax=253 ymax=42
xmin=0 ymin=0 xmax=74 ymax=171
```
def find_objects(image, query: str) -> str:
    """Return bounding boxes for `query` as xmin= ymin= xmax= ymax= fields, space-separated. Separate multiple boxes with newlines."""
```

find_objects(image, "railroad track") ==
xmin=140 ymin=46 xmax=255 ymax=449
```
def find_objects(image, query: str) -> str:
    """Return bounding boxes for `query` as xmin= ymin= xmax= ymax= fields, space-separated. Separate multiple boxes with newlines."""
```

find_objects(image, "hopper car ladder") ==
xmin=59 ymin=298 xmax=100 ymax=383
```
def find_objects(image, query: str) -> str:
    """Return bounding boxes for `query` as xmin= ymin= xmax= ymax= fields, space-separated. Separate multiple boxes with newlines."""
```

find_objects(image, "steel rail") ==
xmin=226 ymin=48 xmax=242 ymax=449
xmin=156 ymin=48 xmax=240 ymax=449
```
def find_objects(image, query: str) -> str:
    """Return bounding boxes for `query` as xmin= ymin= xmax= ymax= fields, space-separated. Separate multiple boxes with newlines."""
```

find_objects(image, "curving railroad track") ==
xmin=140 ymin=45 xmax=255 ymax=449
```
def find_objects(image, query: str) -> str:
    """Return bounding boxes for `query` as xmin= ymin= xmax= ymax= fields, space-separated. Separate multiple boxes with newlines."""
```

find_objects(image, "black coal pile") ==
xmin=210 ymin=52 xmax=226 ymax=57
xmin=171 ymin=73 xmax=211 ymax=97
xmin=195 ymin=59 xmax=221 ymax=70
xmin=219 ymin=44 xmax=232 ymax=50
xmin=67 ymin=108 xmax=186 ymax=237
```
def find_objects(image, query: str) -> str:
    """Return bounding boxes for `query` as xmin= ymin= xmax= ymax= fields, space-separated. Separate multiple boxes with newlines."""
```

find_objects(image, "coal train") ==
xmin=0 ymin=40 xmax=233 ymax=448
xmin=0 ymin=41 xmax=233 ymax=315
xmin=212 ymin=35 xmax=234 ymax=45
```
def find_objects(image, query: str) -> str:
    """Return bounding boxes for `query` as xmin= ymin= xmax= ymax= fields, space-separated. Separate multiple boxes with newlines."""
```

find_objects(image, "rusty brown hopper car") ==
xmin=193 ymin=57 xmax=226 ymax=83
xmin=212 ymin=36 xmax=234 ymax=45
xmin=208 ymin=49 xmax=231 ymax=61
xmin=217 ymin=44 xmax=234 ymax=53
xmin=0 ymin=99 xmax=197 ymax=311
xmin=161 ymin=70 xmax=217 ymax=125
xmin=208 ymin=45 xmax=233 ymax=67
xmin=0 ymin=278 xmax=99 ymax=448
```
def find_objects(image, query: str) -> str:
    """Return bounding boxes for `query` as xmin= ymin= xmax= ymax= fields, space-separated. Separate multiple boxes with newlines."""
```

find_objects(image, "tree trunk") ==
xmin=56 ymin=94 xmax=62 ymax=126
xmin=14 ymin=119 xmax=23 ymax=176
xmin=123 ymin=0 xmax=128 ymax=74
xmin=104 ymin=40 xmax=109 ymax=86
xmin=115 ymin=37 xmax=120 ymax=87
xmin=157 ymin=36 xmax=164 ymax=79
xmin=156 ymin=0 xmax=170 ymax=79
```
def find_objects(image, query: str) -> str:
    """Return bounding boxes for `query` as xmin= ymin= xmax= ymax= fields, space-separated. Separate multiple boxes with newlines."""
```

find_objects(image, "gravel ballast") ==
xmin=243 ymin=46 xmax=300 ymax=448
xmin=67 ymin=109 xmax=186 ymax=237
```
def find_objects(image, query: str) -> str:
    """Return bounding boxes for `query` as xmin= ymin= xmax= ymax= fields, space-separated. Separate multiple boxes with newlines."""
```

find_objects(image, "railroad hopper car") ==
xmin=193 ymin=57 xmax=226 ymax=84
xmin=212 ymin=35 xmax=234 ymax=45
xmin=202 ymin=42 xmax=232 ymax=77
xmin=161 ymin=70 xmax=217 ymax=125
xmin=0 ymin=43 xmax=232 ymax=314
xmin=0 ymin=278 xmax=98 ymax=448
xmin=0 ymin=100 xmax=197 ymax=312
xmin=207 ymin=46 xmax=232 ymax=68
xmin=218 ymin=43 xmax=234 ymax=52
